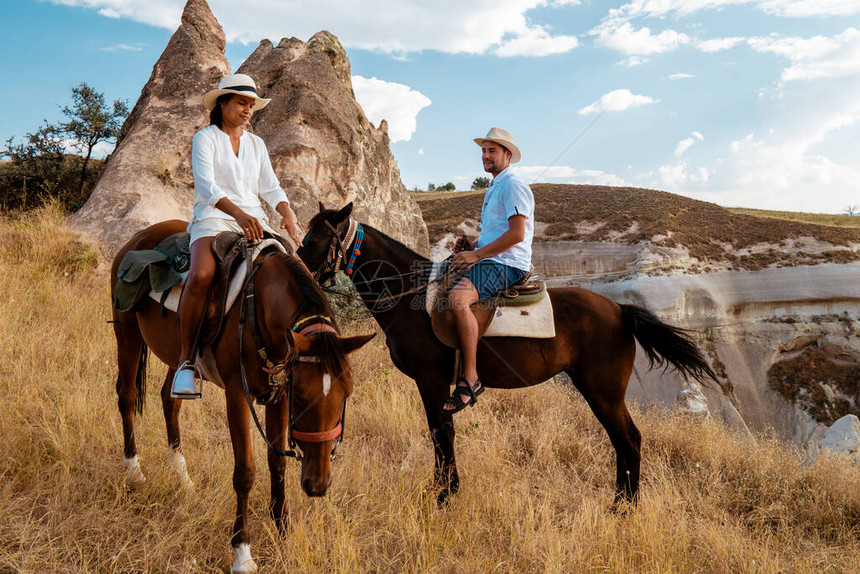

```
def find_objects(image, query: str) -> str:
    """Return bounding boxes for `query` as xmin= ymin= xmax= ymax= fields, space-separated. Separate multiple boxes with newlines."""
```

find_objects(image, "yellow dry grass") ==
xmin=1 ymin=207 xmax=859 ymax=573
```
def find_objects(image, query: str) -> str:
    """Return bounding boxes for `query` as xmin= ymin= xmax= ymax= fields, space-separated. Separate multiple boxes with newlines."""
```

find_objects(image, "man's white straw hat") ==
xmin=474 ymin=127 xmax=521 ymax=164
xmin=202 ymin=74 xmax=270 ymax=112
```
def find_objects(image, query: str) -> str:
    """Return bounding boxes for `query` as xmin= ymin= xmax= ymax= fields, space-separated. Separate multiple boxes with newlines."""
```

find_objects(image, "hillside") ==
xmin=416 ymin=184 xmax=860 ymax=269
xmin=1 ymin=207 xmax=858 ymax=572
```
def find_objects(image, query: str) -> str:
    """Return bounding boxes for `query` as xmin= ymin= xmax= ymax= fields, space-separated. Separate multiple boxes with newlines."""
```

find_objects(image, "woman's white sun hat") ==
xmin=474 ymin=127 xmax=521 ymax=164
xmin=202 ymin=73 xmax=271 ymax=112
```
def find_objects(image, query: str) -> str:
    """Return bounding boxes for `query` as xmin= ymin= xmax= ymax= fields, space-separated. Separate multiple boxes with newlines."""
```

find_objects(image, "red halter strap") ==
xmin=290 ymin=423 xmax=343 ymax=443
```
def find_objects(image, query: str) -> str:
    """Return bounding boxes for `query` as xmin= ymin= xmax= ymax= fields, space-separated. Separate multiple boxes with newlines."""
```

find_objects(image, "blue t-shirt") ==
xmin=476 ymin=167 xmax=534 ymax=271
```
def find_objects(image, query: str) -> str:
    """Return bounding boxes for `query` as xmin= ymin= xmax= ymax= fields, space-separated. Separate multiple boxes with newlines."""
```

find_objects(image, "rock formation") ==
xmin=237 ymin=33 xmax=427 ymax=252
xmin=72 ymin=0 xmax=428 ymax=256
xmin=71 ymin=0 xmax=230 ymax=255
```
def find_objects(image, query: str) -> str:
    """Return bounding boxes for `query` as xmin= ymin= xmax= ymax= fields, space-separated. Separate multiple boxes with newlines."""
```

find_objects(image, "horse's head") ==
xmin=288 ymin=326 xmax=374 ymax=497
xmin=297 ymin=202 xmax=354 ymax=283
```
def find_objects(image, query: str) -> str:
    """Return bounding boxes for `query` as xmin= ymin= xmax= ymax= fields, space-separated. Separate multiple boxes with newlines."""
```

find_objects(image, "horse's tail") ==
xmin=621 ymin=304 xmax=719 ymax=387
xmin=135 ymin=342 xmax=148 ymax=415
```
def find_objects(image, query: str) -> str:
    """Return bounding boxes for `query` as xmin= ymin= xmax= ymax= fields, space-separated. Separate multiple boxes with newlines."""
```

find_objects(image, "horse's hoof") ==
xmin=123 ymin=455 xmax=146 ymax=486
xmin=167 ymin=448 xmax=194 ymax=491
xmin=232 ymin=543 xmax=258 ymax=572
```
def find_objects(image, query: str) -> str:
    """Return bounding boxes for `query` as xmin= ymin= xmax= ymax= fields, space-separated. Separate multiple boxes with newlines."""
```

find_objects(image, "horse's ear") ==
xmin=333 ymin=202 xmax=353 ymax=224
xmin=291 ymin=331 xmax=314 ymax=356
xmin=318 ymin=201 xmax=326 ymax=212
xmin=338 ymin=332 xmax=375 ymax=355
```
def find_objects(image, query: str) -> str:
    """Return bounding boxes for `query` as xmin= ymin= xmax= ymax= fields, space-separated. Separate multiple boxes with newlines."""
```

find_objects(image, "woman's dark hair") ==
xmin=209 ymin=93 xmax=235 ymax=127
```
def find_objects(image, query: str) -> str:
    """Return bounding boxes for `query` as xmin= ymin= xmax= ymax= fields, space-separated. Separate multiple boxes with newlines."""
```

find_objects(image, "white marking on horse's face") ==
xmin=232 ymin=543 xmax=257 ymax=572
xmin=322 ymin=372 xmax=332 ymax=396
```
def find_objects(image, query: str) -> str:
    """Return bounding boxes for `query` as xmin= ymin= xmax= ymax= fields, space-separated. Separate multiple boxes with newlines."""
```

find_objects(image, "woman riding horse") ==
xmin=172 ymin=73 xmax=303 ymax=398
xmin=110 ymin=74 xmax=374 ymax=572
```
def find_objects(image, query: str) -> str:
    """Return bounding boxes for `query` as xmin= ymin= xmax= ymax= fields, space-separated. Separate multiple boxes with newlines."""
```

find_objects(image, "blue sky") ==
xmin=2 ymin=0 xmax=859 ymax=213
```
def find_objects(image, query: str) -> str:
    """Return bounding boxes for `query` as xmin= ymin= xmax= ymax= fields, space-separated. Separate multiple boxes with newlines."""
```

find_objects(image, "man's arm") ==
xmin=451 ymin=215 xmax=526 ymax=269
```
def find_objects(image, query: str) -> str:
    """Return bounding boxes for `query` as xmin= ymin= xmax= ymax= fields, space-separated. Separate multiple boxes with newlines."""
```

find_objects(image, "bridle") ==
xmin=310 ymin=218 xmax=359 ymax=284
xmin=310 ymin=216 xmax=467 ymax=305
xmin=238 ymin=247 xmax=346 ymax=462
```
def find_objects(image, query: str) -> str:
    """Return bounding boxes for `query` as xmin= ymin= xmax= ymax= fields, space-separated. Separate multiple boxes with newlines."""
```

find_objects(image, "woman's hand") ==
xmin=276 ymin=202 xmax=303 ymax=246
xmin=235 ymin=211 xmax=264 ymax=242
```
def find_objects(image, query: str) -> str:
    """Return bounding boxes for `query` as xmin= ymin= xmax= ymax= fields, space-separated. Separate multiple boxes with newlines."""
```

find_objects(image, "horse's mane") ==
xmin=361 ymin=224 xmax=429 ymax=263
xmin=307 ymin=209 xmax=430 ymax=264
xmin=271 ymin=252 xmax=351 ymax=379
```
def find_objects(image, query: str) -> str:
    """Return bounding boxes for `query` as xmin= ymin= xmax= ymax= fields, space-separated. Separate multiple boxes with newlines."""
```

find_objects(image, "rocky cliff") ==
xmin=70 ymin=0 xmax=229 ymax=256
xmin=418 ymin=185 xmax=860 ymax=444
xmin=71 ymin=0 xmax=427 ymax=257
xmin=237 ymin=33 xmax=427 ymax=252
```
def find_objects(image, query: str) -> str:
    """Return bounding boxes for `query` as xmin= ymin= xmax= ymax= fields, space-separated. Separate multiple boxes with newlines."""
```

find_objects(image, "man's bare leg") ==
xmin=443 ymin=278 xmax=481 ymax=411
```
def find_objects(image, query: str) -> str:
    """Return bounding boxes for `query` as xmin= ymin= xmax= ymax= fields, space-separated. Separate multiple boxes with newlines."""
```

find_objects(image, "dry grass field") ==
xmin=1 ymin=207 xmax=859 ymax=573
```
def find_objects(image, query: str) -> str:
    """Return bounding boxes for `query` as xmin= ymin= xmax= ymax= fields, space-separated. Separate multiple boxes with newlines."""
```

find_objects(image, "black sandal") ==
xmin=441 ymin=377 xmax=484 ymax=414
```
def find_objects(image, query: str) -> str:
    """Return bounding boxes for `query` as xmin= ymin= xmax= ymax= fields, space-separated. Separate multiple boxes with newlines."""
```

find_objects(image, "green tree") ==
xmin=2 ymin=125 xmax=66 ymax=210
xmin=471 ymin=176 xmax=490 ymax=190
xmin=427 ymin=183 xmax=436 ymax=191
xmin=439 ymin=182 xmax=456 ymax=191
xmin=1 ymin=83 xmax=128 ymax=211
xmin=59 ymin=83 xmax=129 ymax=197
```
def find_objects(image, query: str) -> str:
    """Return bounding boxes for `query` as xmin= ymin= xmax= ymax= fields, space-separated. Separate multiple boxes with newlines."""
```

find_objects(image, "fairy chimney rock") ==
xmin=72 ymin=3 xmax=428 ymax=256
xmin=237 ymin=31 xmax=428 ymax=252
xmin=71 ymin=0 xmax=230 ymax=255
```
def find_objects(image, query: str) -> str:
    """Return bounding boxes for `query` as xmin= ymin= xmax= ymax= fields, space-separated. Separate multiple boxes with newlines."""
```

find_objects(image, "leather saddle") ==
xmin=191 ymin=231 xmax=293 ymax=350
xmin=429 ymin=269 xmax=546 ymax=349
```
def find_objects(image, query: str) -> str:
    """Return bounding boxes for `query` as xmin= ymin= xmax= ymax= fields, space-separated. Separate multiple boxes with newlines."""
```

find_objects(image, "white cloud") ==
xmin=607 ymin=0 xmax=859 ymax=19
xmin=619 ymin=56 xmax=650 ymax=67
xmin=655 ymin=162 xmax=711 ymax=190
xmin=418 ymin=149 xmax=425 ymax=155
xmin=494 ymin=25 xmax=579 ymax=57
xmin=675 ymin=131 xmax=704 ymax=158
xmin=593 ymin=21 xmax=691 ymax=55
xmin=351 ymin=76 xmax=431 ymax=142
xmin=690 ymin=93 xmax=860 ymax=211
xmin=61 ymin=138 xmax=116 ymax=159
xmin=667 ymin=72 xmax=697 ymax=79
xmin=100 ymin=43 xmax=144 ymax=52
xmin=51 ymin=0 xmax=585 ymax=56
xmin=758 ymin=0 xmax=860 ymax=18
xmin=578 ymin=89 xmax=659 ymax=114
xmin=697 ymin=37 xmax=746 ymax=52
xmin=513 ymin=165 xmax=629 ymax=186
xmin=49 ymin=0 xmax=181 ymax=29
xmin=748 ymin=28 xmax=860 ymax=82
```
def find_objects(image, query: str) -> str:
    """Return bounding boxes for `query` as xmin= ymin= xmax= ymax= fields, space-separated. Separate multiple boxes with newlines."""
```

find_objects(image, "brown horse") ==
xmin=111 ymin=220 xmax=373 ymax=572
xmin=297 ymin=203 xmax=719 ymax=506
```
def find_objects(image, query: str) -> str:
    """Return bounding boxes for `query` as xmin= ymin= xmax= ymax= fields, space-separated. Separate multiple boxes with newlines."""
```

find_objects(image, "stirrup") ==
xmin=171 ymin=361 xmax=202 ymax=400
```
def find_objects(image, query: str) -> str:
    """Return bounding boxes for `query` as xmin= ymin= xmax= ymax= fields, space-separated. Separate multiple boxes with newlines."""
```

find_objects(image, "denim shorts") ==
xmin=459 ymin=259 xmax=527 ymax=301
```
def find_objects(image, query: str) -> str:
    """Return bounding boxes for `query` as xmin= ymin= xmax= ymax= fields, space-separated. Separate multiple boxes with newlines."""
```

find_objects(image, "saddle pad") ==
xmin=150 ymin=238 xmax=286 ymax=313
xmin=426 ymin=262 xmax=556 ymax=339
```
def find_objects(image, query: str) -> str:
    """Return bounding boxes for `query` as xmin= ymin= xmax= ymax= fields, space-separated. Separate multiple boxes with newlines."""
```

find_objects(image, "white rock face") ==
xmin=553 ymin=262 xmax=860 ymax=443
xmin=70 ymin=0 xmax=230 ymax=256
xmin=676 ymin=382 xmax=709 ymax=417
xmin=820 ymin=415 xmax=860 ymax=456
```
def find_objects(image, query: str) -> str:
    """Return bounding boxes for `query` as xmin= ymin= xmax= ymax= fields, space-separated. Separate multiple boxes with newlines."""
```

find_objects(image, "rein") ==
xmin=237 ymin=246 xmax=345 ymax=461
xmin=314 ymin=220 xmax=469 ymax=305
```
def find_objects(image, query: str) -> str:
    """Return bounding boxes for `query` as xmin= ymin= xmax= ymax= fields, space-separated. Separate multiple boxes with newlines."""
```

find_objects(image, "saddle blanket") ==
xmin=426 ymin=262 xmax=556 ymax=339
xmin=150 ymin=238 xmax=286 ymax=313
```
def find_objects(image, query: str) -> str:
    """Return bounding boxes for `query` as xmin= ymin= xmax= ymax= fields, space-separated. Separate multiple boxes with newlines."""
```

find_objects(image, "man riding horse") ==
xmin=443 ymin=127 xmax=534 ymax=413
